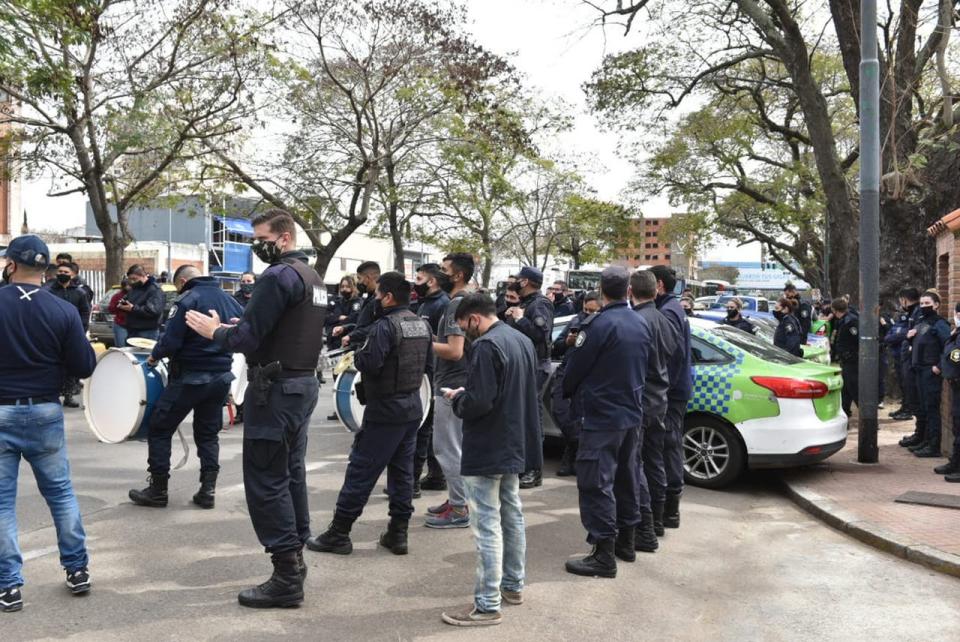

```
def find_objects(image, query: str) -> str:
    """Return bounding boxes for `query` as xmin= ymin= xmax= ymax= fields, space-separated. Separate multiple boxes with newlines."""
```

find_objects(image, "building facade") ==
xmin=0 ymin=89 xmax=22 ymax=242
xmin=616 ymin=216 xmax=672 ymax=268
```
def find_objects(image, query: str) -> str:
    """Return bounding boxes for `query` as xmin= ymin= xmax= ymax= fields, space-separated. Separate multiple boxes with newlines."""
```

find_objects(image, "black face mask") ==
xmin=240 ymin=283 xmax=255 ymax=295
xmin=413 ymin=282 xmax=430 ymax=298
xmin=439 ymin=274 xmax=454 ymax=294
xmin=339 ymin=289 xmax=352 ymax=299
xmin=726 ymin=309 xmax=738 ymax=320
xmin=251 ymin=239 xmax=282 ymax=264
xmin=774 ymin=310 xmax=785 ymax=321
xmin=684 ymin=307 xmax=694 ymax=317
xmin=56 ymin=273 xmax=71 ymax=284
xmin=357 ymin=281 xmax=368 ymax=296
xmin=920 ymin=305 xmax=936 ymax=317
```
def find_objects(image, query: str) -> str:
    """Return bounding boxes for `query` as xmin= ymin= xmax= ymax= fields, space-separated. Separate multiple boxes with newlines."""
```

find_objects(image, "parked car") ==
xmin=709 ymin=294 xmax=770 ymax=312
xmin=89 ymin=283 xmax=179 ymax=347
xmin=694 ymin=296 xmax=718 ymax=310
xmin=696 ymin=309 xmax=830 ymax=365
xmin=542 ymin=316 xmax=846 ymax=489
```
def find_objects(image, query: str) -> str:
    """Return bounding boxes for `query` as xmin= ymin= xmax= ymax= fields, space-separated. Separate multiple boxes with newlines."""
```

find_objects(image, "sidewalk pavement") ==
xmin=782 ymin=413 xmax=960 ymax=578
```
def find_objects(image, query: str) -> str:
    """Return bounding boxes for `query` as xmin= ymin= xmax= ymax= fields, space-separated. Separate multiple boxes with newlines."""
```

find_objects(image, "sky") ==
xmin=17 ymin=0 xmax=756 ymax=263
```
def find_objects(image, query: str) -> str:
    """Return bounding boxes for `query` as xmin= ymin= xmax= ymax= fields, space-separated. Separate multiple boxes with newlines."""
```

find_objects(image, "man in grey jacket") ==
xmin=440 ymin=293 xmax=541 ymax=628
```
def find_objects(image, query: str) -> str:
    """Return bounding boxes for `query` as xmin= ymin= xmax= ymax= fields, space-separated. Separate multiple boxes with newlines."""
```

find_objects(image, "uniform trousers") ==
xmin=576 ymin=426 xmax=640 ymax=543
xmin=147 ymin=375 xmax=231 ymax=475
xmin=663 ymin=399 xmax=687 ymax=497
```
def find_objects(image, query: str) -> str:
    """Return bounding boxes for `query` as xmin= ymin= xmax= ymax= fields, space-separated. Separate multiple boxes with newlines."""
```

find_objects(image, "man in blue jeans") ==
xmin=442 ymin=293 xmax=541 ymax=627
xmin=0 ymin=235 xmax=97 ymax=613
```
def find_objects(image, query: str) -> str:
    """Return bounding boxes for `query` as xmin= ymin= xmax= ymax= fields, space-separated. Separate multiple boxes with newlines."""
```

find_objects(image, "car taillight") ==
xmin=751 ymin=376 xmax=828 ymax=399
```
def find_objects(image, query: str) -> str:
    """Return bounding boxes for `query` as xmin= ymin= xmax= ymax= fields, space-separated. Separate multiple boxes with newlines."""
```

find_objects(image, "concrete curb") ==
xmin=782 ymin=479 xmax=960 ymax=579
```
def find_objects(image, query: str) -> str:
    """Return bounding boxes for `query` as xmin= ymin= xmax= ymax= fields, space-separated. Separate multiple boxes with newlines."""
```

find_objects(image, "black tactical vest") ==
xmin=913 ymin=316 xmax=944 ymax=366
xmin=249 ymin=258 xmax=326 ymax=371
xmin=363 ymin=309 xmax=431 ymax=396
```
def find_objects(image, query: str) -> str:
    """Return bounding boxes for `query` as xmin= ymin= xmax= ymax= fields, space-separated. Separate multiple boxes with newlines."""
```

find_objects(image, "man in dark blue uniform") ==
xmin=340 ymin=261 xmax=380 ymax=349
xmin=504 ymin=266 xmax=554 ymax=489
xmin=119 ymin=264 xmax=165 ymax=341
xmin=630 ymin=269 xmax=675 ymax=544
xmin=830 ymin=298 xmax=860 ymax=416
xmin=936 ymin=304 xmax=960 ymax=481
xmin=549 ymin=292 xmax=602 ymax=477
xmin=896 ymin=288 xmax=923 ymax=429
xmin=187 ymin=209 xmax=325 ymax=608
xmin=307 ymin=272 xmax=431 ymax=557
xmin=0 ymin=236 xmax=97 ymax=613
xmin=906 ymin=292 xmax=951 ymax=458
xmin=128 ymin=265 xmax=243 ymax=510
xmin=886 ymin=298 xmax=913 ymax=420
xmin=563 ymin=267 xmax=650 ymax=578
xmin=649 ymin=265 xmax=691 ymax=531
xmin=410 ymin=264 xmax=449 ymax=492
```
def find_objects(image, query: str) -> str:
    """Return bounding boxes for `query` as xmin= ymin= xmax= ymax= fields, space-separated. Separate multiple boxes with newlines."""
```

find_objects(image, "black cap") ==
xmin=0 ymin=235 xmax=50 ymax=268
xmin=518 ymin=266 xmax=543 ymax=285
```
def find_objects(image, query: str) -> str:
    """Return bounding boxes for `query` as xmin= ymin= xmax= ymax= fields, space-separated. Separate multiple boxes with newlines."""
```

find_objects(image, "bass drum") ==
xmin=333 ymin=370 xmax=433 ymax=434
xmin=84 ymin=348 xmax=167 ymax=443
xmin=230 ymin=353 xmax=248 ymax=406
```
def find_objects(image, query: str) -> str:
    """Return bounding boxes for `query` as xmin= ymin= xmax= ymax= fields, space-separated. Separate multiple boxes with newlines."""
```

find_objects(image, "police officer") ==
xmin=307 ymin=272 xmax=431 ymax=556
xmin=410 ymin=264 xmax=450 ymax=492
xmin=830 ymin=298 xmax=860 ymax=416
xmin=325 ymin=275 xmax=362 ymax=350
xmin=897 ymin=288 xmax=923 ymax=429
xmin=0 ymin=236 xmax=97 ymax=612
xmin=340 ymin=261 xmax=380 ymax=348
xmin=128 ymin=265 xmax=243 ymax=510
xmin=504 ymin=266 xmax=554 ymax=489
xmin=549 ymin=291 xmax=602 ymax=477
xmin=234 ymin=272 xmax=256 ymax=308
xmin=774 ymin=296 xmax=804 ymax=357
xmin=563 ymin=267 xmax=651 ymax=577
xmin=629 ymin=269 xmax=676 ymax=544
xmin=907 ymin=292 xmax=951 ymax=458
xmin=722 ymin=297 xmax=755 ymax=334
xmin=186 ymin=209 xmax=325 ymax=609
xmin=936 ymin=303 xmax=960 ymax=481
xmin=784 ymin=282 xmax=813 ymax=336
xmin=886 ymin=295 xmax=913 ymax=420
xmin=649 ymin=265 xmax=691 ymax=531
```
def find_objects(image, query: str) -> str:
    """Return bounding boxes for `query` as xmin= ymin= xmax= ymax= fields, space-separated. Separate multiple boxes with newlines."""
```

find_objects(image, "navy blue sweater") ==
xmin=0 ymin=282 xmax=96 ymax=399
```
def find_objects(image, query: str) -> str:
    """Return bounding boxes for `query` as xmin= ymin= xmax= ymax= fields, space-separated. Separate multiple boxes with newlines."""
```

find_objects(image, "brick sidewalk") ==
xmin=782 ymin=414 xmax=960 ymax=577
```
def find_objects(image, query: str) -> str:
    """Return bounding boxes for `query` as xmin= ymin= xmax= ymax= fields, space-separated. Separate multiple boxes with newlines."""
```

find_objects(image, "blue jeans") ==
xmin=113 ymin=323 xmax=128 ymax=348
xmin=126 ymin=328 xmax=159 ymax=342
xmin=0 ymin=402 xmax=88 ymax=588
xmin=462 ymin=474 xmax=525 ymax=613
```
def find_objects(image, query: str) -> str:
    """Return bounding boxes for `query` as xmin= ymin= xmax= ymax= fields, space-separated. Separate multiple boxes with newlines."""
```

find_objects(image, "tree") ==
xmin=0 ymin=0 xmax=266 ymax=285
xmin=553 ymin=193 xmax=634 ymax=269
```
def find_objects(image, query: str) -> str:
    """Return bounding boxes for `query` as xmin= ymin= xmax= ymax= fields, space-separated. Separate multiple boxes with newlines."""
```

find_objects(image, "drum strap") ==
xmin=173 ymin=427 xmax=189 ymax=470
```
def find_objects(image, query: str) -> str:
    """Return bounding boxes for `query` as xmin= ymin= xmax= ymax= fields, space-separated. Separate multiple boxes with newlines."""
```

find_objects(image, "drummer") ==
xmin=128 ymin=265 xmax=243 ymax=511
xmin=307 ymin=272 xmax=432 ymax=557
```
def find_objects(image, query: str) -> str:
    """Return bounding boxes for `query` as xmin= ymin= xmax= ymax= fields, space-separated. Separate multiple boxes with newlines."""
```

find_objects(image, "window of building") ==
xmin=665 ymin=254 xmax=671 ymax=260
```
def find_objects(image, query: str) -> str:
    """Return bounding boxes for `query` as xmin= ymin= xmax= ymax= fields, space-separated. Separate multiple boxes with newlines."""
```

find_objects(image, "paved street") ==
xmin=7 ymin=393 xmax=960 ymax=641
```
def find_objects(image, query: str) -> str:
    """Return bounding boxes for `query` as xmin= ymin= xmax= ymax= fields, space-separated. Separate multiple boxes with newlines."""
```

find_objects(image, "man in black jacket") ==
xmin=49 ymin=262 xmax=91 ymax=408
xmin=440 ymin=293 xmax=540 ymax=628
xmin=119 ymin=265 xmax=165 ymax=341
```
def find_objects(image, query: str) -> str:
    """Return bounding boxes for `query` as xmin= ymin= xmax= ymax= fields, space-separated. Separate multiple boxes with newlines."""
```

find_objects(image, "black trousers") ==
xmin=917 ymin=367 xmax=943 ymax=449
xmin=950 ymin=381 xmax=960 ymax=463
xmin=640 ymin=415 xmax=667 ymax=506
xmin=243 ymin=375 xmax=319 ymax=554
xmin=335 ymin=418 xmax=420 ymax=523
xmin=147 ymin=376 xmax=231 ymax=475
xmin=840 ymin=360 xmax=859 ymax=416
xmin=902 ymin=356 xmax=920 ymax=415
xmin=576 ymin=427 xmax=640 ymax=543
xmin=663 ymin=399 xmax=687 ymax=496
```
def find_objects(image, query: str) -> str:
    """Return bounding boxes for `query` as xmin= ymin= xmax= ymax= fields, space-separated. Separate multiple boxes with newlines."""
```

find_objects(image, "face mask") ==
xmin=339 ymin=289 xmax=351 ymax=298
xmin=684 ymin=307 xmax=693 ymax=317
xmin=920 ymin=305 xmax=936 ymax=317
xmin=251 ymin=238 xmax=282 ymax=264
xmin=774 ymin=310 xmax=785 ymax=321
xmin=240 ymin=283 xmax=255 ymax=295
xmin=438 ymin=274 xmax=453 ymax=294
xmin=356 ymin=281 xmax=368 ymax=295
xmin=56 ymin=273 xmax=71 ymax=284
xmin=726 ymin=309 xmax=737 ymax=319
xmin=413 ymin=282 xmax=430 ymax=298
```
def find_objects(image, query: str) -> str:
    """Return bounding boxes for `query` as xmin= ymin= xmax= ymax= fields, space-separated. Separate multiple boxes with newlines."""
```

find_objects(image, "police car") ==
xmin=545 ymin=316 xmax=848 ymax=489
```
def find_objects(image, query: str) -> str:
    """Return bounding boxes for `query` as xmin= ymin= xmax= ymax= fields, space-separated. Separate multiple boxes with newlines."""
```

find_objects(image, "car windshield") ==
xmin=711 ymin=295 xmax=755 ymax=311
xmin=709 ymin=324 xmax=806 ymax=365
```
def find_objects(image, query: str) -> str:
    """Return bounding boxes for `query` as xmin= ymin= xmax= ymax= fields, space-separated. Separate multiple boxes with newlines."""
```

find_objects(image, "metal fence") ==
xmin=80 ymin=270 xmax=108 ymax=302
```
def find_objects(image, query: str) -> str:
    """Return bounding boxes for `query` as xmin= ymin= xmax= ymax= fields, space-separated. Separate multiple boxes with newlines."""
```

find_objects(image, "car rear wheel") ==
xmin=682 ymin=416 xmax=745 ymax=489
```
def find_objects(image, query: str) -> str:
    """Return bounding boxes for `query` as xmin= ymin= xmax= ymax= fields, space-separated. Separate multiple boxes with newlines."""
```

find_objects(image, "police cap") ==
xmin=518 ymin=266 xmax=543 ymax=285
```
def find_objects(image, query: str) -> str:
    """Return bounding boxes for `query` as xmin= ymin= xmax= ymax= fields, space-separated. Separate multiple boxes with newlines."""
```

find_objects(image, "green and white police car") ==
xmin=545 ymin=316 xmax=848 ymax=489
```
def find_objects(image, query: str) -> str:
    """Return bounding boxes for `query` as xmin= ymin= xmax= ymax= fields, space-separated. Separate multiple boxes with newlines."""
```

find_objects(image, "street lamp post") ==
xmin=858 ymin=0 xmax=880 ymax=463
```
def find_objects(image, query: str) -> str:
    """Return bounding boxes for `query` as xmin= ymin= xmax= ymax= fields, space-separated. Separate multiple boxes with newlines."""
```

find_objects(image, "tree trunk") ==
xmin=384 ymin=160 xmax=405 ymax=272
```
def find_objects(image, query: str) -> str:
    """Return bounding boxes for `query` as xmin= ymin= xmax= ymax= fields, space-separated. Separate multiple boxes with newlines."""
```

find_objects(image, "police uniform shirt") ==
xmin=939 ymin=330 xmax=960 ymax=381
xmin=655 ymin=292 xmax=693 ymax=403
xmin=508 ymin=291 xmax=554 ymax=364
xmin=831 ymin=312 xmax=859 ymax=362
xmin=911 ymin=311 xmax=951 ymax=366
xmin=797 ymin=300 xmax=813 ymax=336
xmin=775 ymin=312 xmax=805 ymax=357
xmin=354 ymin=307 xmax=431 ymax=424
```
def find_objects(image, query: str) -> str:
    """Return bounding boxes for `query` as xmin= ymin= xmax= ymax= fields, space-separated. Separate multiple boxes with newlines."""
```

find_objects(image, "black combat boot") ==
xmin=192 ymin=471 xmax=217 ymax=509
xmin=297 ymin=549 xmax=308 ymax=580
xmin=663 ymin=493 xmax=681 ymax=529
xmin=614 ymin=527 xmax=636 ymax=563
xmin=129 ymin=473 xmax=169 ymax=508
xmin=914 ymin=443 xmax=942 ymax=458
xmin=651 ymin=501 xmax=665 ymax=536
xmin=635 ymin=511 xmax=659 ymax=553
xmin=557 ymin=442 xmax=578 ymax=477
xmin=305 ymin=515 xmax=353 ymax=555
xmin=519 ymin=469 xmax=542 ymax=489
xmin=934 ymin=452 xmax=960 ymax=475
xmin=237 ymin=551 xmax=304 ymax=608
xmin=378 ymin=518 xmax=409 ymax=555
xmin=899 ymin=433 xmax=922 ymax=447
xmin=565 ymin=539 xmax=617 ymax=578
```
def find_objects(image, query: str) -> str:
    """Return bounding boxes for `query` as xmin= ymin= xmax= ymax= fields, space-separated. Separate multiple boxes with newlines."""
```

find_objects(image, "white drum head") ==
xmin=230 ymin=353 xmax=248 ymax=405
xmin=419 ymin=374 xmax=432 ymax=428
xmin=126 ymin=337 xmax=157 ymax=350
xmin=84 ymin=349 xmax=149 ymax=444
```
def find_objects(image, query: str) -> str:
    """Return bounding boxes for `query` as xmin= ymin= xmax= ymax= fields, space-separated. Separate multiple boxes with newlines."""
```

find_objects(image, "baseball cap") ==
xmin=518 ymin=266 xmax=543 ymax=285
xmin=0 ymin=235 xmax=50 ymax=268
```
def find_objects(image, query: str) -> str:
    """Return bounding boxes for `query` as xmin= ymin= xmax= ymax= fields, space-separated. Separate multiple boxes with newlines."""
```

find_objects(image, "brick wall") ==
xmin=934 ymin=230 xmax=958 ymax=457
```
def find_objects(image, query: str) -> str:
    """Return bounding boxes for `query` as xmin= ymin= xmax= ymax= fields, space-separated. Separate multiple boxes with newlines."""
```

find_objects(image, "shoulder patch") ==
xmin=352 ymin=301 xmax=361 ymax=312
xmin=951 ymin=349 xmax=960 ymax=363
xmin=167 ymin=304 xmax=178 ymax=319
xmin=575 ymin=331 xmax=586 ymax=348
xmin=850 ymin=326 xmax=858 ymax=336
xmin=534 ymin=316 xmax=547 ymax=328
